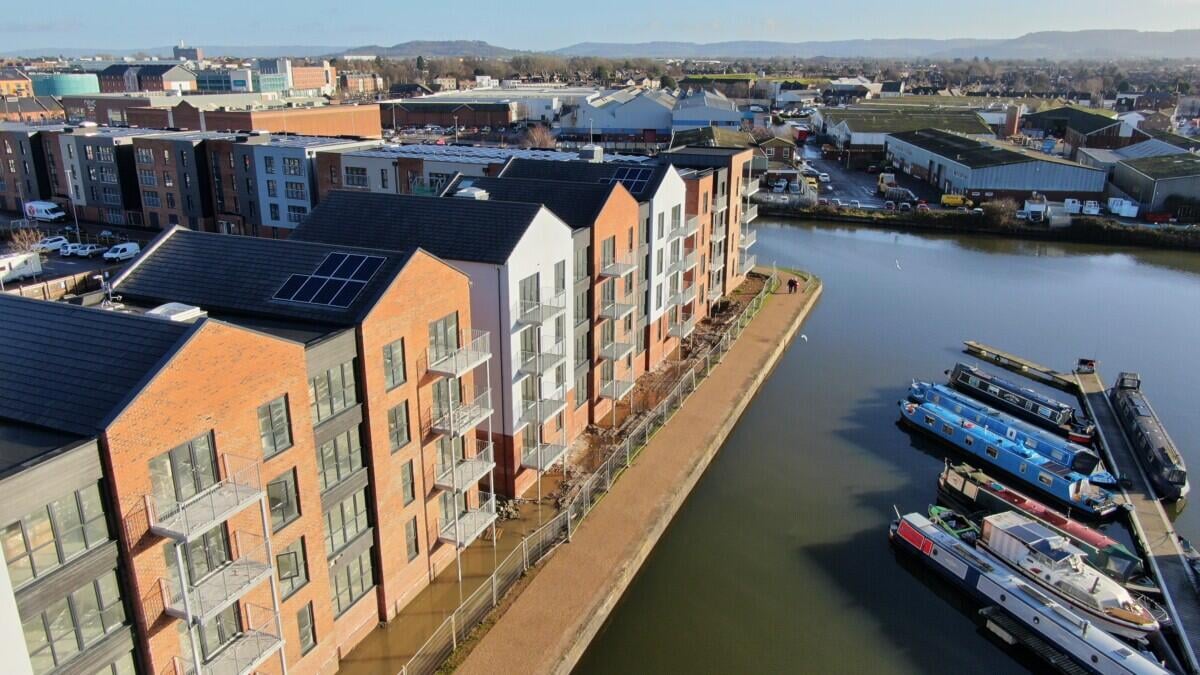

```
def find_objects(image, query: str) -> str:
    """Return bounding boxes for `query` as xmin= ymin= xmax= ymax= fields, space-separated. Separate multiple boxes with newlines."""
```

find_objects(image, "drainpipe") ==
xmin=496 ymin=266 xmax=510 ymax=491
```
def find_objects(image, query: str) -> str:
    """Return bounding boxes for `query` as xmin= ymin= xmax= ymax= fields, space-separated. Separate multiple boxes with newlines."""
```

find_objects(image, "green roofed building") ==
xmin=1112 ymin=153 xmax=1200 ymax=214
xmin=811 ymin=107 xmax=995 ymax=168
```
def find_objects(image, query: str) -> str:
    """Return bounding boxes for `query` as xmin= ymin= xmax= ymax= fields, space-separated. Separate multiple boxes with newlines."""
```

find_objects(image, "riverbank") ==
xmin=456 ymin=270 xmax=822 ymax=675
xmin=758 ymin=203 xmax=1200 ymax=251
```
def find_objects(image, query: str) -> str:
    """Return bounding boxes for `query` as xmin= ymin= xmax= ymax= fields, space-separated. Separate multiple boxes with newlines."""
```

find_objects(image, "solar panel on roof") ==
xmin=272 ymin=252 xmax=386 ymax=308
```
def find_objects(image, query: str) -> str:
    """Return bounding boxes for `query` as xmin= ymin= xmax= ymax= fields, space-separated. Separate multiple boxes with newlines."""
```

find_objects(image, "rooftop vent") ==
xmin=579 ymin=144 xmax=604 ymax=163
xmin=455 ymin=187 xmax=489 ymax=200
xmin=145 ymin=302 xmax=207 ymax=323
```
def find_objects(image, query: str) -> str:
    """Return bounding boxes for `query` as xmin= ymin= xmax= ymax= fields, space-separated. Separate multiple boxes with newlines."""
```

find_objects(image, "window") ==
xmin=267 ymin=470 xmax=300 ymax=532
xmin=197 ymin=603 xmax=241 ymax=660
xmin=1039 ymin=473 xmax=1054 ymax=487
xmin=380 ymin=169 xmax=389 ymax=189
xmin=138 ymin=168 xmax=156 ymax=186
xmin=555 ymin=260 xmax=566 ymax=293
xmin=330 ymin=548 xmax=373 ymax=616
xmin=287 ymin=205 xmax=307 ymax=223
xmin=317 ymin=429 xmax=364 ymax=493
xmin=574 ymin=289 xmax=587 ymax=325
xmin=2 ymin=484 xmax=109 ymax=588
xmin=655 ymin=284 xmax=662 ymax=310
xmin=297 ymin=603 xmax=317 ymax=654
xmin=344 ymin=167 xmax=367 ymax=187
xmin=405 ymin=517 xmax=419 ymax=561
xmin=285 ymin=181 xmax=306 ymax=200
xmin=258 ymin=396 xmax=293 ymax=458
xmin=574 ymin=245 xmax=589 ymax=281
xmin=283 ymin=157 xmax=302 ymax=175
xmin=427 ymin=312 xmax=459 ymax=366
xmin=986 ymin=446 xmax=999 ymax=459
xmin=575 ymin=370 xmax=589 ymax=408
xmin=22 ymin=571 xmax=126 ymax=672
xmin=309 ymin=360 xmax=357 ymax=424
xmin=324 ymin=490 xmax=369 ymax=556
xmin=395 ymin=457 xmax=419 ymax=512
xmin=142 ymin=190 xmax=160 ymax=208
xmin=148 ymin=434 xmax=218 ymax=518
xmin=671 ymin=204 xmax=681 ymax=230
xmin=166 ymin=192 xmax=176 ymax=209
xmin=388 ymin=402 xmax=411 ymax=452
xmin=269 ymin=203 xmax=280 ymax=221
xmin=101 ymin=187 xmax=120 ymax=205
xmin=656 ymin=212 xmax=664 ymax=239
xmin=98 ymin=166 xmax=117 ymax=184
xmin=383 ymin=339 xmax=406 ymax=390
xmin=96 ymin=146 xmax=113 ymax=163
xmin=163 ymin=171 xmax=174 ymax=187
xmin=276 ymin=537 xmax=309 ymax=599
xmin=162 ymin=148 xmax=170 ymax=161
xmin=264 ymin=156 xmax=275 ymax=174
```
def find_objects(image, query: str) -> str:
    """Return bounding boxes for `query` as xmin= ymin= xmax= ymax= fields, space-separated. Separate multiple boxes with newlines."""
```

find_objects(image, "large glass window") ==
xmin=165 ymin=525 xmax=230 ymax=589
xmin=149 ymin=433 xmax=218 ymax=517
xmin=297 ymin=602 xmax=317 ymax=654
xmin=283 ymin=157 xmax=302 ymax=176
xmin=330 ymin=548 xmax=374 ymax=616
xmin=267 ymin=470 xmax=300 ymax=532
xmin=344 ymin=166 xmax=368 ymax=187
xmin=308 ymin=360 xmax=357 ymax=424
xmin=324 ymin=489 xmax=369 ymax=557
xmin=2 ymin=483 xmax=109 ymax=588
xmin=276 ymin=537 xmax=309 ymax=599
xmin=400 ymin=460 xmax=415 ymax=506
xmin=388 ymin=402 xmax=410 ymax=452
xmin=405 ymin=517 xmax=419 ymax=561
xmin=285 ymin=181 xmax=306 ymax=200
xmin=427 ymin=312 xmax=459 ymax=364
xmin=198 ymin=603 xmax=240 ymax=660
xmin=22 ymin=571 xmax=126 ymax=673
xmin=316 ymin=428 xmax=364 ymax=493
xmin=383 ymin=339 xmax=406 ymax=390
xmin=257 ymin=396 xmax=293 ymax=459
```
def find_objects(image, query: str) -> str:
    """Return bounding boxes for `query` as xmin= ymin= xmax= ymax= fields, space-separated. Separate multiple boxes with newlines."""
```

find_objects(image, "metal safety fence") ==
xmin=399 ymin=268 xmax=783 ymax=675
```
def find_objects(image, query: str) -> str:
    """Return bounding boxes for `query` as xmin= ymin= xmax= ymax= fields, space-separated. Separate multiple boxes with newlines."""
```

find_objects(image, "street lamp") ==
xmin=453 ymin=115 xmax=459 ymax=143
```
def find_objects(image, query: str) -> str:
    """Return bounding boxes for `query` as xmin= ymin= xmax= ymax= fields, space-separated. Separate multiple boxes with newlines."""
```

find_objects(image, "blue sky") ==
xmin=3 ymin=0 xmax=1198 ymax=51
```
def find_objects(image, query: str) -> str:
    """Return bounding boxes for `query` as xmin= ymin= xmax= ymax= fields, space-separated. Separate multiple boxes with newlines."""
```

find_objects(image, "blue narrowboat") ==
xmin=909 ymin=381 xmax=1105 ymax=477
xmin=949 ymin=362 xmax=1095 ymax=444
xmin=898 ymin=396 xmax=1119 ymax=519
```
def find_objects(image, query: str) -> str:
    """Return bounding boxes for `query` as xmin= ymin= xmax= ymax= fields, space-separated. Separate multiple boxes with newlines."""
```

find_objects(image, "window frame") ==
xmin=257 ymin=395 xmax=293 ymax=459
xmin=266 ymin=469 xmax=301 ymax=533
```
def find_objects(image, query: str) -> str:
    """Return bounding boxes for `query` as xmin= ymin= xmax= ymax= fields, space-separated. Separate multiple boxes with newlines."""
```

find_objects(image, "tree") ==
xmin=660 ymin=74 xmax=677 ymax=90
xmin=415 ymin=55 xmax=426 ymax=72
xmin=520 ymin=126 xmax=556 ymax=149
xmin=7 ymin=227 xmax=44 ymax=254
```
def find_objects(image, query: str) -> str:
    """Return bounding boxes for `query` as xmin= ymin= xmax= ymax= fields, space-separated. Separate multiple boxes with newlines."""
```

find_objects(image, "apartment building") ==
xmin=0 ymin=67 xmax=33 ymax=97
xmin=97 ymin=65 xmax=196 ymax=94
xmin=131 ymin=131 xmax=245 ymax=230
xmin=498 ymin=158 xmax=688 ymax=375
xmin=439 ymin=175 xmax=644 ymax=430
xmin=103 ymin=226 xmax=489 ymax=673
xmin=47 ymin=126 xmax=165 ymax=226
xmin=338 ymin=72 xmax=384 ymax=97
xmin=0 ymin=124 xmax=66 ymax=213
xmin=290 ymin=63 xmax=337 ymax=97
xmin=204 ymin=132 xmax=271 ymax=236
xmin=126 ymin=101 xmax=382 ymax=140
xmin=294 ymin=191 xmax=577 ymax=497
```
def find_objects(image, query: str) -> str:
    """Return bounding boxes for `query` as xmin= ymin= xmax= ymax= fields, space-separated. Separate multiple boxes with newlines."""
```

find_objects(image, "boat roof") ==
xmin=956 ymin=362 xmax=1073 ymax=411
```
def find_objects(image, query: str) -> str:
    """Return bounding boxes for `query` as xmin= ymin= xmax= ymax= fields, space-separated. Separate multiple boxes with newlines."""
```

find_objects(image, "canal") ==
xmin=574 ymin=221 xmax=1200 ymax=674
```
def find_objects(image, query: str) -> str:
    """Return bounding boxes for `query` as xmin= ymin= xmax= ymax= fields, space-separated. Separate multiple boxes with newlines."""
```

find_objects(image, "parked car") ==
xmin=884 ymin=201 xmax=896 ymax=211
xmin=817 ymin=198 xmax=830 ymax=206
xmin=971 ymin=208 xmax=985 ymax=216
xmin=817 ymin=173 xmax=831 ymax=183
xmin=32 ymin=236 xmax=69 ymax=252
xmin=76 ymin=244 xmax=108 ymax=258
xmin=866 ymin=165 xmax=880 ymax=174
xmin=788 ymin=182 xmax=801 ymax=195
xmin=884 ymin=187 xmax=918 ymax=204
xmin=830 ymin=198 xmax=845 ymax=208
xmin=1082 ymin=200 xmax=1102 ymax=216
xmin=898 ymin=202 xmax=913 ymax=213
xmin=940 ymin=194 xmax=973 ymax=208
xmin=98 ymin=230 xmax=115 ymax=239
xmin=103 ymin=242 xmax=141 ymax=262
xmin=22 ymin=200 xmax=68 ymax=223
xmin=916 ymin=203 xmax=931 ymax=213
xmin=1016 ymin=210 xmax=1030 ymax=221
xmin=849 ymin=200 xmax=862 ymax=209
xmin=59 ymin=242 xmax=83 ymax=257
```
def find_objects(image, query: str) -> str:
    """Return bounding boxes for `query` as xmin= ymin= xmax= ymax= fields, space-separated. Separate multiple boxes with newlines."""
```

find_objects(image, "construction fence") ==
xmin=400 ymin=268 xmax=784 ymax=675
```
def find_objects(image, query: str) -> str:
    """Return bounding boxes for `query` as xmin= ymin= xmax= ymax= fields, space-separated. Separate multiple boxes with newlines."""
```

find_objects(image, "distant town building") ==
xmin=0 ymin=67 xmax=33 ymax=97
xmin=98 ymin=64 xmax=196 ymax=93
xmin=339 ymin=71 xmax=384 ymax=96
xmin=171 ymin=41 xmax=203 ymax=61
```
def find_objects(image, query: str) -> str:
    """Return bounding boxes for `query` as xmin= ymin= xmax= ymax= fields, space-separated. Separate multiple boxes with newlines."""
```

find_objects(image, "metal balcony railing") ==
xmin=707 ymin=284 xmax=723 ymax=302
xmin=684 ymin=214 xmax=700 ymax=237
xmin=598 ymin=377 xmax=635 ymax=401
xmin=516 ymin=290 xmax=566 ymax=326
xmin=146 ymin=454 xmax=263 ymax=542
xmin=518 ymin=390 xmax=567 ymax=429
xmin=741 ymin=181 xmax=760 ymax=198
xmin=668 ymin=283 xmax=698 ymax=308
xmin=434 ymin=440 xmax=495 ymax=492
xmin=710 ymin=253 xmax=726 ymax=273
xmin=669 ymin=312 xmax=697 ymax=339
xmin=598 ymin=339 xmax=635 ymax=362
xmin=201 ymin=603 xmax=282 ymax=675
xmin=714 ymin=194 xmax=728 ymax=212
xmin=519 ymin=339 xmax=565 ymax=376
xmin=666 ymin=218 xmax=685 ymax=241
xmin=741 ymin=203 xmax=759 ymax=224
xmin=711 ymin=222 xmax=727 ymax=243
xmin=740 ymin=253 xmax=757 ymax=271
xmin=520 ymin=437 xmax=568 ymax=472
xmin=162 ymin=531 xmax=273 ymax=625
xmin=599 ymin=292 xmax=636 ymax=321
xmin=438 ymin=491 xmax=496 ymax=549
xmin=430 ymin=389 xmax=493 ymax=438
xmin=739 ymin=228 xmax=757 ymax=249
xmin=599 ymin=251 xmax=636 ymax=278
xmin=679 ymin=249 xmax=698 ymax=273
xmin=427 ymin=329 xmax=491 ymax=378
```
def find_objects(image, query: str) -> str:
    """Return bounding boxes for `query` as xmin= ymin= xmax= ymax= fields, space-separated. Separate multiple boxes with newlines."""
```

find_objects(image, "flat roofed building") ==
xmin=1113 ymin=153 xmax=1200 ymax=214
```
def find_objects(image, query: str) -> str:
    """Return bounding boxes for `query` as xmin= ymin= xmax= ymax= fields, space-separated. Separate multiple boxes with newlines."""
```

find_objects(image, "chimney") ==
xmin=579 ymin=144 xmax=603 ymax=163
xmin=1003 ymin=105 xmax=1021 ymax=139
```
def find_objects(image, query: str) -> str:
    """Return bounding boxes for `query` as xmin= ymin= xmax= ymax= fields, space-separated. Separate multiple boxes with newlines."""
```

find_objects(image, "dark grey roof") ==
xmin=0 ymin=293 xmax=193 ymax=436
xmin=0 ymin=420 xmax=89 ymax=480
xmin=442 ymin=175 xmax=622 ymax=230
xmin=499 ymin=158 xmax=669 ymax=201
xmin=114 ymin=227 xmax=415 ymax=329
xmin=293 ymin=191 xmax=544 ymax=265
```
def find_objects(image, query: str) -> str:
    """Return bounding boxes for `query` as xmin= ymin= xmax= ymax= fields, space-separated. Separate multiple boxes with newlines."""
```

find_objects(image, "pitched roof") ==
xmin=888 ymin=128 xmax=1098 ymax=171
xmin=1024 ymin=106 xmax=1121 ymax=135
xmin=0 ymin=293 xmax=193 ymax=436
xmin=441 ymin=175 xmax=622 ymax=230
xmin=499 ymin=157 xmax=670 ymax=201
xmin=114 ymin=227 xmax=414 ymax=328
xmin=293 ymin=191 xmax=544 ymax=265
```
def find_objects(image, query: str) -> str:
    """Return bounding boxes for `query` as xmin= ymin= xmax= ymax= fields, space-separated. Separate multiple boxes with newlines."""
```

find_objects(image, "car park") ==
xmin=59 ymin=242 xmax=83 ymax=257
xmin=32 ymin=236 xmax=69 ymax=252
xmin=76 ymin=244 xmax=108 ymax=258
xmin=22 ymin=200 xmax=68 ymax=223
xmin=103 ymin=242 xmax=141 ymax=262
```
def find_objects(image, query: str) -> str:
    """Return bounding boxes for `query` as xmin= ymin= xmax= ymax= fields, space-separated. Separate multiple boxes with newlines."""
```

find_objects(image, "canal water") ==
xmin=574 ymin=221 xmax=1200 ymax=674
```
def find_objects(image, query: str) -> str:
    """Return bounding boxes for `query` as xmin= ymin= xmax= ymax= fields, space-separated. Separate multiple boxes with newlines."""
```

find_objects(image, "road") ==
xmin=798 ymin=141 xmax=944 ymax=209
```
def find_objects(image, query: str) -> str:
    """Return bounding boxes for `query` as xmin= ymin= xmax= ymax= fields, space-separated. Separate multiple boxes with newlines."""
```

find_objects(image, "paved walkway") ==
xmin=458 ymin=271 xmax=822 ymax=675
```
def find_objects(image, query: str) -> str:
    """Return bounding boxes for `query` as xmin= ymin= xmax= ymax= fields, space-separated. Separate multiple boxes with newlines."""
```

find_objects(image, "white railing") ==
xmin=684 ymin=214 xmax=700 ymax=237
xmin=438 ymin=492 xmax=497 ymax=548
xmin=146 ymin=453 xmax=262 ymax=541
xmin=428 ymin=329 xmax=491 ymax=378
xmin=739 ymin=228 xmax=757 ymax=249
xmin=711 ymin=222 xmax=727 ymax=242
xmin=599 ymin=291 xmax=637 ymax=321
xmin=741 ymin=181 xmax=760 ymax=198
xmin=740 ymin=253 xmax=757 ymax=271
xmin=669 ymin=250 xmax=698 ymax=275
xmin=714 ymin=193 xmax=728 ymax=212
xmin=398 ymin=270 xmax=786 ymax=675
xmin=519 ymin=339 xmax=565 ymax=376
xmin=434 ymin=440 xmax=495 ymax=493
xmin=517 ymin=290 xmax=567 ymax=325
xmin=707 ymin=283 xmax=723 ymax=302
xmin=669 ymin=312 xmax=697 ymax=339
xmin=521 ymin=438 xmax=568 ymax=472
xmin=598 ymin=339 xmax=635 ymax=362
xmin=741 ymin=204 xmax=759 ymax=224
xmin=431 ymin=389 xmax=493 ymax=438
xmin=598 ymin=377 xmax=635 ymax=400
xmin=162 ymin=531 xmax=273 ymax=624
xmin=599 ymin=251 xmax=637 ymax=278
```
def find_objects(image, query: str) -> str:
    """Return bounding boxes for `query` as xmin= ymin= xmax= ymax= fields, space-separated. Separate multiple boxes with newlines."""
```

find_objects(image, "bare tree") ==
xmin=521 ymin=126 xmax=556 ymax=149
xmin=7 ymin=227 xmax=44 ymax=254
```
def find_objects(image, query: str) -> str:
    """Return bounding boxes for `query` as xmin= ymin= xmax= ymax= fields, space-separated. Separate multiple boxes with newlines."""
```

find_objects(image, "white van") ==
xmin=23 ymin=200 xmax=68 ymax=223
xmin=103 ymin=242 xmax=141 ymax=262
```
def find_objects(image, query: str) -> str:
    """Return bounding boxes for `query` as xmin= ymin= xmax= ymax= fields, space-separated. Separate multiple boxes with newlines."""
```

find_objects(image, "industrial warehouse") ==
xmin=883 ymin=128 xmax=1108 ymax=201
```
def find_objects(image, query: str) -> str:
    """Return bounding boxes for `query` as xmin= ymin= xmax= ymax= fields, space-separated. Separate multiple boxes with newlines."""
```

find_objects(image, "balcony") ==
xmin=147 ymin=454 xmax=263 ymax=542
xmin=598 ymin=377 xmax=635 ymax=401
xmin=518 ymin=392 xmax=567 ymax=429
xmin=427 ymin=329 xmax=491 ymax=378
xmin=741 ymin=181 xmax=760 ymax=198
xmin=434 ymin=440 xmax=495 ymax=492
xmin=707 ymin=284 xmax=723 ymax=302
xmin=711 ymin=222 xmax=727 ymax=243
xmin=710 ymin=254 xmax=726 ymax=273
xmin=599 ymin=293 xmax=636 ymax=321
xmin=430 ymin=389 xmax=493 ymax=438
xmin=739 ymin=228 xmax=757 ymax=250
xmin=521 ymin=439 xmax=568 ymax=472
xmin=163 ymin=532 xmax=272 ymax=625
xmin=598 ymin=339 xmax=635 ymax=362
xmin=741 ymin=203 xmax=759 ymax=224
xmin=438 ymin=492 xmax=497 ymax=549
xmin=519 ymin=339 xmax=566 ymax=376
xmin=670 ymin=313 xmax=697 ymax=339
xmin=713 ymin=194 xmax=728 ymax=212
xmin=599 ymin=251 xmax=636 ymax=278
xmin=517 ymin=291 xmax=566 ymax=326
xmin=684 ymin=214 xmax=700 ymax=237
xmin=201 ymin=604 xmax=282 ymax=675
xmin=740 ymin=253 xmax=757 ymax=271
xmin=668 ymin=283 xmax=698 ymax=308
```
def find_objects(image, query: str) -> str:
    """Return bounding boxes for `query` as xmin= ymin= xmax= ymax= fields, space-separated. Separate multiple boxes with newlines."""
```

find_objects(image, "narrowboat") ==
xmin=911 ymin=380 xmax=1105 ymax=476
xmin=938 ymin=463 xmax=1154 ymax=595
xmin=949 ymin=362 xmax=1095 ymax=444
xmin=978 ymin=511 xmax=1160 ymax=640
xmin=1109 ymin=373 xmax=1189 ymax=501
xmin=898 ymin=395 xmax=1119 ymax=519
xmin=889 ymin=511 xmax=1169 ymax=675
